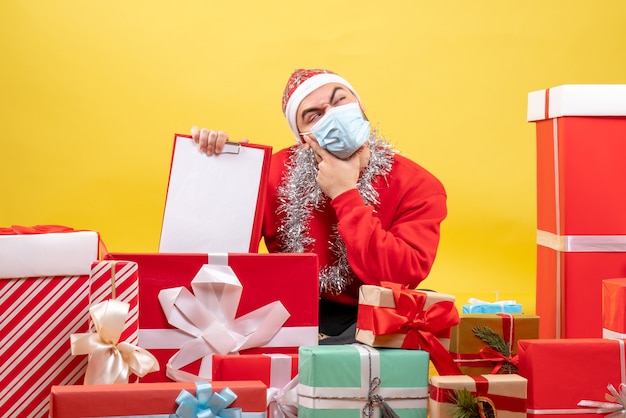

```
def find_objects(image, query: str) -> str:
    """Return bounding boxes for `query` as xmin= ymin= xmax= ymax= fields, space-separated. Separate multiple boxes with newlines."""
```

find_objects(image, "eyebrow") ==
xmin=300 ymin=86 xmax=346 ymax=122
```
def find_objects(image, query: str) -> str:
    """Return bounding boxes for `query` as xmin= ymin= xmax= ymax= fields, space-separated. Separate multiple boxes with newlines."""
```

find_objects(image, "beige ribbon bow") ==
xmin=71 ymin=299 xmax=160 ymax=384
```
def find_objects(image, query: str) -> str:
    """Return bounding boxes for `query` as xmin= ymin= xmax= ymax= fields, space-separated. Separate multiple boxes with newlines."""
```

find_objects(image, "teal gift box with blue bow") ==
xmin=49 ymin=381 xmax=267 ymax=417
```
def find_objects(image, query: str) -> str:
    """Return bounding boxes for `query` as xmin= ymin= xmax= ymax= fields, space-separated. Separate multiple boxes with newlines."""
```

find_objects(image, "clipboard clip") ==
xmin=222 ymin=141 xmax=241 ymax=154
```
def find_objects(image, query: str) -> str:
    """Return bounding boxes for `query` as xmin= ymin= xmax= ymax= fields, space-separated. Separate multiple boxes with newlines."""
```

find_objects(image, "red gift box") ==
xmin=212 ymin=353 xmax=298 ymax=388
xmin=518 ymin=338 xmax=626 ymax=417
xmin=105 ymin=252 xmax=319 ymax=382
xmin=536 ymin=244 xmax=626 ymax=339
xmin=49 ymin=380 xmax=267 ymax=417
xmin=213 ymin=353 xmax=299 ymax=416
xmin=528 ymin=85 xmax=626 ymax=338
xmin=527 ymin=85 xmax=626 ymax=235
xmin=0 ymin=226 xmax=99 ymax=417
xmin=603 ymin=278 xmax=626 ymax=338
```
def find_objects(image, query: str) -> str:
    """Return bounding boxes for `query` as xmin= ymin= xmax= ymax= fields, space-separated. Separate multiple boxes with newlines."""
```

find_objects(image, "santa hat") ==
xmin=281 ymin=68 xmax=360 ymax=141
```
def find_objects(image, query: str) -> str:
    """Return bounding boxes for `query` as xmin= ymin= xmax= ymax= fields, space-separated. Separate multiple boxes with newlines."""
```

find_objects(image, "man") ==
xmin=191 ymin=68 xmax=447 ymax=343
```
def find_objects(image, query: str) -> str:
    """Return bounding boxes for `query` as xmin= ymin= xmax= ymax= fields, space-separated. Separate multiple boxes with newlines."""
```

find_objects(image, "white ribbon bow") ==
xmin=70 ymin=299 xmax=160 ymax=384
xmin=578 ymin=383 xmax=626 ymax=417
xmin=158 ymin=263 xmax=291 ymax=381
xmin=267 ymin=376 xmax=299 ymax=418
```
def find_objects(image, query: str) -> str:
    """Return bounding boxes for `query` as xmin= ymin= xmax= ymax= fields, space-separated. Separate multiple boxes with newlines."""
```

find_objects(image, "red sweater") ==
xmin=262 ymin=145 xmax=447 ymax=306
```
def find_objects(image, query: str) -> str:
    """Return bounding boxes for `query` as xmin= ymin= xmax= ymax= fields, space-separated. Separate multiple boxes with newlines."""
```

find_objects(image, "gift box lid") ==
xmin=527 ymin=84 xmax=626 ymax=121
xmin=0 ymin=230 xmax=99 ymax=278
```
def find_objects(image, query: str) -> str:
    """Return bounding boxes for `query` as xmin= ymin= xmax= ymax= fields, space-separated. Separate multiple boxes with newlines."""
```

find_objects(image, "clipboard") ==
xmin=159 ymin=134 xmax=272 ymax=253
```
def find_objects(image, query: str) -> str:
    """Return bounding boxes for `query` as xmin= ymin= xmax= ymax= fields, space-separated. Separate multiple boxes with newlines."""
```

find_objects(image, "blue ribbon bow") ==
xmin=175 ymin=382 xmax=243 ymax=418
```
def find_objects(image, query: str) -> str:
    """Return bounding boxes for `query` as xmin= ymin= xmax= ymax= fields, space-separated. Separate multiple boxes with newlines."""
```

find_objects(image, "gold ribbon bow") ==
xmin=71 ymin=299 xmax=159 ymax=384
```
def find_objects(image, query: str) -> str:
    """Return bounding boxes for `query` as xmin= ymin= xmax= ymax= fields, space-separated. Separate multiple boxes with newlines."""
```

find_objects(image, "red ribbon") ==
xmin=0 ymin=225 xmax=75 ymax=235
xmin=478 ymin=347 xmax=519 ymax=374
xmin=358 ymin=282 xmax=462 ymax=375
xmin=429 ymin=375 xmax=526 ymax=413
xmin=453 ymin=313 xmax=517 ymax=373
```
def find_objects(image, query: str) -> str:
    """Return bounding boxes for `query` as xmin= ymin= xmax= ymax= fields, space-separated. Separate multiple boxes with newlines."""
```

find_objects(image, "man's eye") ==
xmin=333 ymin=96 xmax=346 ymax=105
xmin=308 ymin=113 xmax=322 ymax=123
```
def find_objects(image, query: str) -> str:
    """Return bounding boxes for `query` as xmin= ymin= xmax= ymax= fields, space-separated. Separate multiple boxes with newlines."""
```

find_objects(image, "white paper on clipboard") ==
xmin=159 ymin=134 xmax=271 ymax=253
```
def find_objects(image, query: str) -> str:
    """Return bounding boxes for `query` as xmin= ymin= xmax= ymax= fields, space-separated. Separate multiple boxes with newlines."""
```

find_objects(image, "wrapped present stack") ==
xmin=5 ymin=83 xmax=626 ymax=418
xmin=422 ymin=296 xmax=533 ymax=418
xmin=527 ymin=84 xmax=626 ymax=339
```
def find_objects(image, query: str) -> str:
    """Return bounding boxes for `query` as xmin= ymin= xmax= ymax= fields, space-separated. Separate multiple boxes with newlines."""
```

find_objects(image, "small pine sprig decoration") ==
xmin=472 ymin=325 xmax=517 ymax=373
xmin=449 ymin=388 xmax=479 ymax=418
xmin=449 ymin=388 xmax=497 ymax=418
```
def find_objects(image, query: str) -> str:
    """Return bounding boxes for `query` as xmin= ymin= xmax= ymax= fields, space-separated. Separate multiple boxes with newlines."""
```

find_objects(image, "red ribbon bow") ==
xmin=478 ymin=347 xmax=519 ymax=374
xmin=365 ymin=282 xmax=462 ymax=375
xmin=0 ymin=225 xmax=75 ymax=235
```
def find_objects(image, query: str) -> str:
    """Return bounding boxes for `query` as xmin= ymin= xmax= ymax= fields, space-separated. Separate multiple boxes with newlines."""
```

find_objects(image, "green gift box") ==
xmin=298 ymin=344 xmax=429 ymax=418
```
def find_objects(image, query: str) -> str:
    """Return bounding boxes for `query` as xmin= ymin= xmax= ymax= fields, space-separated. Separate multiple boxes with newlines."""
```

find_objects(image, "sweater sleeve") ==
xmin=330 ymin=159 xmax=447 ymax=289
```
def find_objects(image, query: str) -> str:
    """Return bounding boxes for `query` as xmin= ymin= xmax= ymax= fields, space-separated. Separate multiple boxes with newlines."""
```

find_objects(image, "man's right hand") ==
xmin=190 ymin=126 xmax=248 ymax=156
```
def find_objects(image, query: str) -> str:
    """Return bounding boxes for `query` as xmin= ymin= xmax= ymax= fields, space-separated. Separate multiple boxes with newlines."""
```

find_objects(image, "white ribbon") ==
xmin=158 ymin=262 xmax=291 ymax=381
xmin=577 ymin=383 xmax=626 ymax=417
xmin=605 ymin=329 xmax=626 ymax=339
xmin=265 ymin=354 xmax=298 ymax=418
xmin=537 ymin=230 xmax=626 ymax=252
xmin=70 ymin=299 xmax=159 ymax=384
xmin=465 ymin=298 xmax=518 ymax=313
xmin=267 ymin=376 xmax=299 ymax=418
xmin=298 ymin=344 xmax=428 ymax=412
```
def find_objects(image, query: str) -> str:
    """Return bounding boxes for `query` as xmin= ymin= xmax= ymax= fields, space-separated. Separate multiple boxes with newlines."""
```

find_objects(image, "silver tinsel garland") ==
xmin=276 ymin=131 xmax=396 ymax=295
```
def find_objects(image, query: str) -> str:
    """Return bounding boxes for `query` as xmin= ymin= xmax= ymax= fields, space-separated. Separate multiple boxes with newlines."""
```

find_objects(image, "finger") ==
xmin=206 ymin=130 xmax=219 ymax=155
xmin=190 ymin=126 xmax=201 ymax=143
xmin=304 ymin=135 xmax=333 ymax=160
xmin=213 ymin=131 xmax=229 ymax=154
xmin=240 ymin=138 xmax=250 ymax=144
xmin=198 ymin=128 xmax=211 ymax=153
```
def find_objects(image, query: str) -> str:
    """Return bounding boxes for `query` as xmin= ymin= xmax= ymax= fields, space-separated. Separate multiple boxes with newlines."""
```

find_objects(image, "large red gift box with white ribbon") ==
xmin=518 ymin=338 xmax=626 ymax=417
xmin=105 ymin=252 xmax=319 ymax=382
xmin=0 ymin=226 xmax=99 ymax=418
xmin=527 ymin=84 xmax=626 ymax=338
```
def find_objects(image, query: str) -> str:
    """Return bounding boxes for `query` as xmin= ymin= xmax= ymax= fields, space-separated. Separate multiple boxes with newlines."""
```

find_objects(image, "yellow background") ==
xmin=2 ymin=1 xmax=626 ymax=314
